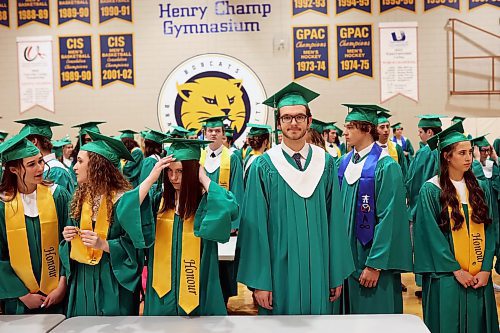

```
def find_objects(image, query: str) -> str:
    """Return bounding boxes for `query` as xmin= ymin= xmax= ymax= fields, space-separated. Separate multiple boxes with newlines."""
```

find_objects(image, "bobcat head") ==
xmin=176 ymin=77 xmax=247 ymax=135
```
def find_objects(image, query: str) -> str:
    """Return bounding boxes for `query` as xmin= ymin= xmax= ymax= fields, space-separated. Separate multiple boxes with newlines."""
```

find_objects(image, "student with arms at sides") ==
xmin=375 ymin=111 xmax=408 ymax=180
xmin=142 ymin=138 xmax=238 ymax=315
xmin=414 ymin=121 xmax=498 ymax=333
xmin=237 ymin=82 xmax=354 ymax=315
xmin=243 ymin=124 xmax=271 ymax=184
xmin=391 ymin=122 xmax=414 ymax=164
xmin=61 ymin=131 xmax=154 ymax=317
xmin=0 ymin=134 xmax=70 ymax=314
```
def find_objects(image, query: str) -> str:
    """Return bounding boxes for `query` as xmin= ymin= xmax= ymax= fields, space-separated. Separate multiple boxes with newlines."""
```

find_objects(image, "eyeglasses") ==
xmin=279 ymin=114 xmax=308 ymax=123
xmin=480 ymin=148 xmax=491 ymax=152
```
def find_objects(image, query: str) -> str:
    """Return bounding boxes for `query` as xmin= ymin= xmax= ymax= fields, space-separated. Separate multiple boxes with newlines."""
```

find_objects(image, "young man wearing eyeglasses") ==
xmin=237 ymin=82 xmax=354 ymax=315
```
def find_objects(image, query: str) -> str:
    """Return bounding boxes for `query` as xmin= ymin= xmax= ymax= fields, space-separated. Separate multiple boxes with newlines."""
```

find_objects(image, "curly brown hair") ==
xmin=71 ymin=152 xmax=132 ymax=223
xmin=438 ymin=143 xmax=491 ymax=232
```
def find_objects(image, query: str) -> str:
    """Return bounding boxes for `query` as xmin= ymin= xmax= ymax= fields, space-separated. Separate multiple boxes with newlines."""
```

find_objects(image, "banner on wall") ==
xmin=336 ymin=0 xmax=371 ymax=14
xmin=17 ymin=36 xmax=55 ymax=113
xmin=424 ymin=0 xmax=459 ymax=11
xmin=0 ymin=0 xmax=9 ymax=27
xmin=17 ymin=0 xmax=50 ymax=27
xmin=292 ymin=0 xmax=328 ymax=15
xmin=379 ymin=22 xmax=418 ymax=103
xmin=100 ymin=34 xmax=134 ymax=86
xmin=59 ymin=36 xmax=93 ymax=88
xmin=469 ymin=0 xmax=499 ymax=9
xmin=336 ymin=24 xmax=373 ymax=79
xmin=99 ymin=0 xmax=132 ymax=23
xmin=293 ymin=26 xmax=329 ymax=80
xmin=380 ymin=0 xmax=416 ymax=13
xmin=58 ymin=0 xmax=91 ymax=25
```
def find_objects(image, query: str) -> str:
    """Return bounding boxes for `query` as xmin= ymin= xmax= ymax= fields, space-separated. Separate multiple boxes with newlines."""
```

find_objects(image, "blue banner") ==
xmin=17 ymin=0 xmax=50 ymax=27
xmin=100 ymin=34 xmax=134 ymax=86
xmin=336 ymin=0 xmax=371 ymax=14
xmin=292 ymin=0 xmax=328 ymax=15
xmin=424 ymin=0 xmax=460 ymax=11
xmin=59 ymin=36 xmax=93 ymax=88
xmin=380 ymin=0 xmax=416 ymax=12
xmin=99 ymin=0 xmax=132 ymax=23
xmin=293 ymin=26 xmax=329 ymax=80
xmin=469 ymin=0 xmax=500 ymax=9
xmin=0 ymin=0 xmax=9 ymax=27
xmin=337 ymin=24 xmax=372 ymax=79
xmin=58 ymin=0 xmax=91 ymax=25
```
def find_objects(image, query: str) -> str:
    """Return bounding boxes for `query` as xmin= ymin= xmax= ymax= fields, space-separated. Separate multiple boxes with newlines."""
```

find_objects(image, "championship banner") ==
xmin=380 ymin=0 xmax=416 ymax=13
xmin=336 ymin=0 xmax=371 ymax=14
xmin=424 ymin=0 xmax=460 ymax=11
xmin=99 ymin=0 xmax=132 ymax=23
xmin=337 ymin=24 xmax=372 ymax=79
xmin=292 ymin=0 xmax=328 ymax=15
xmin=17 ymin=0 xmax=50 ymax=27
xmin=59 ymin=36 xmax=93 ymax=88
xmin=58 ymin=0 xmax=91 ymax=25
xmin=469 ymin=0 xmax=499 ymax=9
xmin=379 ymin=22 xmax=418 ymax=103
xmin=100 ymin=34 xmax=134 ymax=86
xmin=293 ymin=26 xmax=329 ymax=80
xmin=17 ymin=36 xmax=55 ymax=113
xmin=0 ymin=0 xmax=9 ymax=27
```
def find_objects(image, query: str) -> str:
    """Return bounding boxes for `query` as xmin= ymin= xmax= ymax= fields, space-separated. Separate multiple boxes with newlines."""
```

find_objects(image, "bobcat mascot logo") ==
xmin=175 ymin=76 xmax=247 ymax=135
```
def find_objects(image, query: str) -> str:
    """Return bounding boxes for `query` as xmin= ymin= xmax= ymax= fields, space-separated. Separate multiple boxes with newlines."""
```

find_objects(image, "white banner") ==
xmin=379 ymin=22 xmax=418 ymax=103
xmin=17 ymin=36 xmax=55 ymax=113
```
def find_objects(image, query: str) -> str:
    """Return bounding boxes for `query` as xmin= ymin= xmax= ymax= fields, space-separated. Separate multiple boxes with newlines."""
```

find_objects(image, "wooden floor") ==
xmin=227 ymin=272 xmax=500 ymax=317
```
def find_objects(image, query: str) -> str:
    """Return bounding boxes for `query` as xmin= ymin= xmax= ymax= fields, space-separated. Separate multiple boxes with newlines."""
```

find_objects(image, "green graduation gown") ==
xmin=0 ymin=185 xmax=71 ymax=314
xmin=44 ymin=161 xmax=75 ymax=195
xmin=139 ymin=155 xmax=161 ymax=185
xmin=144 ymin=182 xmax=238 ymax=316
xmin=122 ymin=148 xmax=144 ymax=188
xmin=339 ymin=152 xmax=413 ymax=314
xmin=59 ymin=186 xmax=154 ymax=317
xmin=414 ymin=179 xmax=499 ymax=333
xmin=237 ymin=145 xmax=354 ymax=315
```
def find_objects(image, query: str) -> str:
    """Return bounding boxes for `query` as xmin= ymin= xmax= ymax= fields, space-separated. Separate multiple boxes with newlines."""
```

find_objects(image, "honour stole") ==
xmin=449 ymin=190 xmax=485 ymax=276
xmin=152 ymin=204 xmax=200 ymax=314
xmin=200 ymin=147 xmax=231 ymax=190
xmin=387 ymin=140 xmax=399 ymax=163
xmin=5 ymin=185 xmax=60 ymax=294
xmin=70 ymin=195 xmax=111 ymax=265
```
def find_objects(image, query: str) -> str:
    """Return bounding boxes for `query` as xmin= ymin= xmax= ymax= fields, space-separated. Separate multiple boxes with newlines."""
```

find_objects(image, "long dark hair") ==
xmin=144 ymin=139 xmax=162 ymax=158
xmin=438 ymin=143 xmax=491 ymax=232
xmin=121 ymin=138 xmax=139 ymax=152
xmin=248 ymin=133 xmax=270 ymax=151
xmin=307 ymin=129 xmax=326 ymax=150
xmin=160 ymin=160 xmax=203 ymax=219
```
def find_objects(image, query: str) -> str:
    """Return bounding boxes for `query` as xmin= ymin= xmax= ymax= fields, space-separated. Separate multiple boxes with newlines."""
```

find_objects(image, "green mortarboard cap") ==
xmin=0 ymin=133 xmax=40 ymax=163
xmin=119 ymin=129 xmax=138 ymax=139
xmin=72 ymin=121 xmax=105 ymax=135
xmin=324 ymin=122 xmax=337 ymax=131
xmin=15 ymin=118 xmax=62 ymax=140
xmin=452 ymin=116 xmax=466 ymax=124
xmin=163 ymin=138 xmax=212 ymax=161
xmin=140 ymin=130 xmax=148 ymax=138
xmin=391 ymin=122 xmax=403 ymax=129
xmin=187 ymin=128 xmax=199 ymax=137
xmin=224 ymin=127 xmax=235 ymax=138
xmin=170 ymin=126 xmax=190 ymax=137
xmin=81 ymin=130 xmax=134 ymax=167
xmin=247 ymin=123 xmax=272 ymax=137
xmin=471 ymin=134 xmax=490 ymax=148
xmin=310 ymin=119 xmax=328 ymax=133
xmin=417 ymin=114 xmax=446 ymax=128
xmin=202 ymin=116 xmax=227 ymax=129
xmin=427 ymin=121 xmax=468 ymax=151
xmin=262 ymin=82 xmax=319 ymax=110
xmin=333 ymin=124 xmax=344 ymax=137
xmin=0 ymin=131 xmax=8 ymax=140
xmin=343 ymin=104 xmax=379 ymax=126
xmin=143 ymin=128 xmax=169 ymax=144
xmin=51 ymin=139 xmax=71 ymax=158
xmin=377 ymin=111 xmax=392 ymax=125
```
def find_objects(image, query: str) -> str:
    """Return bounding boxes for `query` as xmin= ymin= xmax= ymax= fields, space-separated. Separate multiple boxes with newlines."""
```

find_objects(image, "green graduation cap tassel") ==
xmin=247 ymin=123 xmax=272 ymax=137
xmin=427 ymin=121 xmax=468 ymax=151
xmin=81 ymin=130 xmax=134 ymax=167
xmin=15 ymin=118 xmax=62 ymax=140
xmin=163 ymin=138 xmax=212 ymax=161
xmin=202 ymin=116 xmax=227 ymax=129
xmin=416 ymin=114 xmax=446 ymax=128
xmin=0 ymin=133 xmax=40 ymax=163
xmin=471 ymin=134 xmax=490 ymax=148
xmin=119 ymin=129 xmax=138 ymax=140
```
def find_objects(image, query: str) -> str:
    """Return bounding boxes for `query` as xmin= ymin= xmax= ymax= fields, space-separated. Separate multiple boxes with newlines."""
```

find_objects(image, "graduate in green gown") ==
xmin=16 ymin=118 xmax=75 ymax=194
xmin=52 ymin=138 xmax=77 ymax=186
xmin=323 ymin=123 xmax=343 ymax=160
xmin=376 ymin=111 xmax=408 ymax=180
xmin=141 ymin=138 xmax=238 ymax=316
xmin=307 ymin=119 xmax=328 ymax=151
xmin=237 ymin=82 xmax=354 ymax=315
xmin=60 ymin=131 xmax=153 ymax=317
xmin=119 ymin=130 xmax=144 ymax=188
xmin=138 ymin=129 xmax=169 ymax=185
xmin=452 ymin=116 xmax=473 ymax=140
xmin=243 ymin=124 xmax=271 ymax=185
xmin=414 ymin=121 xmax=499 ymax=333
xmin=0 ymin=135 xmax=70 ymax=314
xmin=391 ymin=123 xmax=415 ymax=164
xmin=223 ymin=127 xmax=243 ymax=166
xmin=337 ymin=104 xmax=412 ymax=314
xmin=70 ymin=121 xmax=106 ymax=169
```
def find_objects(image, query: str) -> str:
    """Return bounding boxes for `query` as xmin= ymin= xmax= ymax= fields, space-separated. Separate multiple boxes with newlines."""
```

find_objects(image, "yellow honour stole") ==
xmin=152 ymin=202 xmax=200 ymax=314
xmin=200 ymin=147 xmax=231 ymax=190
xmin=387 ymin=141 xmax=399 ymax=163
xmin=70 ymin=195 xmax=111 ymax=265
xmin=5 ymin=185 xmax=60 ymax=294
xmin=449 ymin=192 xmax=485 ymax=276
